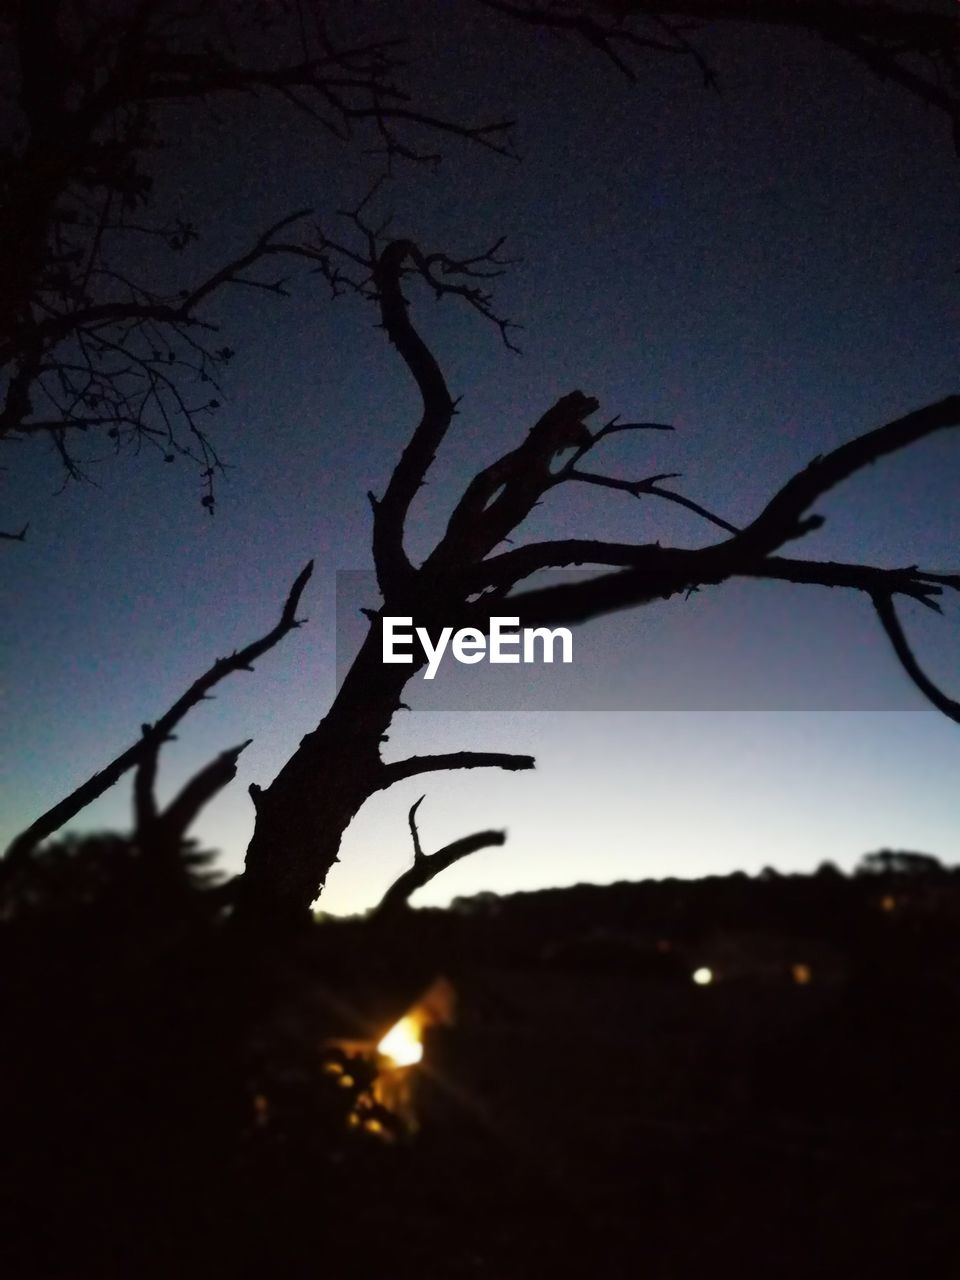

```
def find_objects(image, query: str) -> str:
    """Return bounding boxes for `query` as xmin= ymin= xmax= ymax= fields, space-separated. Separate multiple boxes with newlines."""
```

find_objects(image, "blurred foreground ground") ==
xmin=3 ymin=864 xmax=958 ymax=1278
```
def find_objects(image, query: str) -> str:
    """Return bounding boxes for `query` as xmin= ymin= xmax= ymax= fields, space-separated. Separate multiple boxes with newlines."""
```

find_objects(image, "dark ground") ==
xmin=3 ymin=861 xmax=958 ymax=1278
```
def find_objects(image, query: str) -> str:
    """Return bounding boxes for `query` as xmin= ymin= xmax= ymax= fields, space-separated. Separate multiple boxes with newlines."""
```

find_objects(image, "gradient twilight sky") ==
xmin=3 ymin=3 xmax=959 ymax=915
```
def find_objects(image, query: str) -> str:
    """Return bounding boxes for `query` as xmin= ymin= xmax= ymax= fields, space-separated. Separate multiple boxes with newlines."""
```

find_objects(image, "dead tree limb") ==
xmin=484 ymin=1 xmax=960 ymax=145
xmin=133 ymin=724 xmax=161 ymax=835
xmin=872 ymin=593 xmax=960 ymax=727
xmin=3 ymin=562 xmax=312 ymax=866
xmin=380 ymin=752 xmax=536 ymax=787
xmin=234 ymin=223 xmax=959 ymax=927
xmin=143 ymin=741 xmax=253 ymax=855
xmin=126 ymin=739 xmax=251 ymax=902
xmin=1 ymin=2 xmax=517 ymax=520
xmin=372 ymin=797 xmax=507 ymax=920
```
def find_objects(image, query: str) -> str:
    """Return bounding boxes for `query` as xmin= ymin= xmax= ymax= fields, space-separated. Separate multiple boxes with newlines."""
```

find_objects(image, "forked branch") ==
xmin=372 ymin=796 xmax=507 ymax=920
xmin=234 ymin=217 xmax=960 ymax=925
xmin=310 ymin=224 xmax=520 ymax=594
xmin=139 ymin=740 xmax=253 ymax=856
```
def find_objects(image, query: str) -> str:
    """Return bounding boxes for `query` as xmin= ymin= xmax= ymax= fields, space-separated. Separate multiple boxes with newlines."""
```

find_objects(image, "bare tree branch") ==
xmin=728 ymin=396 xmax=960 ymax=561
xmin=407 ymin=794 xmax=427 ymax=861
xmin=133 ymin=723 xmax=160 ymax=835
xmin=380 ymin=752 xmax=536 ymax=788
xmin=427 ymin=391 xmax=600 ymax=573
xmin=463 ymin=537 xmax=662 ymax=592
xmin=3 ymin=561 xmax=312 ymax=866
xmin=1 ymin=4 xmax=520 ymax=512
xmin=368 ymin=239 xmax=458 ymax=593
xmin=157 ymin=740 xmax=253 ymax=846
xmin=6 ymin=212 xmax=320 ymax=365
xmin=235 ymin=240 xmax=960 ymax=926
xmin=463 ymin=542 xmax=958 ymax=607
xmin=131 ymin=737 xmax=250 ymax=894
xmin=872 ymin=593 xmax=960 ymax=726
xmin=484 ymin=1 xmax=960 ymax=143
xmin=561 ymin=467 xmax=740 ymax=534
xmin=310 ymin=224 xmax=520 ymax=595
xmin=742 ymin=557 xmax=956 ymax=609
xmin=373 ymin=797 xmax=508 ymax=920
xmin=79 ymin=44 xmax=516 ymax=159
xmin=441 ymin=396 xmax=960 ymax=632
xmin=481 ymin=0 xmax=716 ymax=84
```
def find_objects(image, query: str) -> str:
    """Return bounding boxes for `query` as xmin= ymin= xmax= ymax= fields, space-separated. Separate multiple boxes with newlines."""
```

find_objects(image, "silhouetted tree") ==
xmin=3 ymin=1 xmax=956 ymax=539
xmin=4 ymin=10 xmax=960 ymax=1277
xmin=0 ymin=0 xmax=515 ymax=536
xmin=4 ymin=2 xmax=959 ymax=925
xmin=484 ymin=0 xmax=960 ymax=146
xmin=7 ymin=202 xmax=959 ymax=926
xmin=210 ymin=207 xmax=957 ymax=926
xmin=857 ymin=849 xmax=947 ymax=880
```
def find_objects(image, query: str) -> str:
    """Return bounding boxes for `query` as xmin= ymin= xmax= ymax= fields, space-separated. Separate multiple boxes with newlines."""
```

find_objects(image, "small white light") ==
xmin=692 ymin=966 xmax=713 ymax=986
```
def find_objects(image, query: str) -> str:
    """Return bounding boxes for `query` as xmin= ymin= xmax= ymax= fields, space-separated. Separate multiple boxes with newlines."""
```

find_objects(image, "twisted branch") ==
xmin=310 ymin=218 xmax=520 ymax=595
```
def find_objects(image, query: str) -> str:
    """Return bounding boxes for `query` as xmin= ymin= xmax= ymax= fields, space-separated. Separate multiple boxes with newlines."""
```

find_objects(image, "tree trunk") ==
xmin=234 ymin=623 xmax=417 ymax=927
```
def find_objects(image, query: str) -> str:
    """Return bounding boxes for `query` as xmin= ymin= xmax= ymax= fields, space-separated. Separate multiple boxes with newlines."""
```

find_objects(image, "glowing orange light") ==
xmin=791 ymin=963 xmax=812 ymax=985
xmin=377 ymin=1016 xmax=423 ymax=1067
xmin=880 ymin=894 xmax=896 ymax=913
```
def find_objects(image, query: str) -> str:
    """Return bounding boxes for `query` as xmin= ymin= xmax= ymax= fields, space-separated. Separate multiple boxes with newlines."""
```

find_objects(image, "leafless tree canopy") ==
xmin=483 ymin=0 xmax=960 ymax=141
xmin=231 ymin=211 xmax=958 ymax=925
xmin=3 ymin=1 xmax=959 ymax=926
xmin=3 ymin=1 xmax=955 ymax=539
xmin=0 ymin=0 xmax=515 ymax=533
xmin=6 ymin=192 xmax=958 ymax=923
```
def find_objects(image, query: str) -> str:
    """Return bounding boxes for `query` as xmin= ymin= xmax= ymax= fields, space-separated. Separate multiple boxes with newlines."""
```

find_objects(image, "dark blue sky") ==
xmin=3 ymin=5 xmax=959 ymax=913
